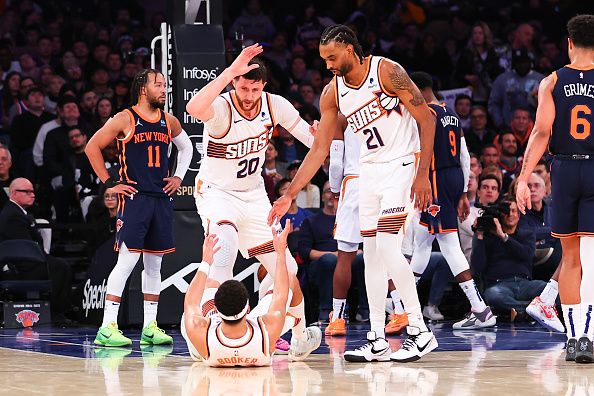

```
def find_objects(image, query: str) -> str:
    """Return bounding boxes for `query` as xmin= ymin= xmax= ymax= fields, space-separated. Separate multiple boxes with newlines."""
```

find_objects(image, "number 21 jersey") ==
xmin=198 ymin=91 xmax=301 ymax=191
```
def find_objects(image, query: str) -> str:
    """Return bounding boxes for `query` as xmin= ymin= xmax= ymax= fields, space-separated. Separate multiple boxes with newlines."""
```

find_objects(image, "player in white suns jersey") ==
xmin=186 ymin=44 xmax=320 ymax=359
xmin=270 ymin=25 xmax=437 ymax=363
xmin=181 ymin=221 xmax=321 ymax=367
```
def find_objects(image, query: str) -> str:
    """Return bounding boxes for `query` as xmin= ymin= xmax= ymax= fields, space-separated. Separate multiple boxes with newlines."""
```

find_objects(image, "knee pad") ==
xmin=207 ymin=223 xmax=239 ymax=282
xmin=142 ymin=253 xmax=163 ymax=295
xmin=106 ymin=243 xmax=141 ymax=297
xmin=337 ymin=240 xmax=359 ymax=252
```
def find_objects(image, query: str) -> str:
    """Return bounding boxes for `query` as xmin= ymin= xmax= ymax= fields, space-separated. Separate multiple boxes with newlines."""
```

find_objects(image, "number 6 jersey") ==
xmin=335 ymin=56 xmax=420 ymax=164
xmin=197 ymin=91 xmax=302 ymax=191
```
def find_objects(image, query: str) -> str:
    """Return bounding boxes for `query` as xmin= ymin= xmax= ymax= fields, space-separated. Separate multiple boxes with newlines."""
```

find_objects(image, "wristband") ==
xmin=198 ymin=261 xmax=210 ymax=276
xmin=104 ymin=177 xmax=117 ymax=188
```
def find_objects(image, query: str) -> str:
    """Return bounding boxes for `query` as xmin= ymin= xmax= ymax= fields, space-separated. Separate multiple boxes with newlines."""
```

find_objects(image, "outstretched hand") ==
xmin=272 ymin=219 xmax=292 ymax=253
xmin=228 ymin=43 xmax=264 ymax=78
xmin=202 ymin=234 xmax=220 ymax=265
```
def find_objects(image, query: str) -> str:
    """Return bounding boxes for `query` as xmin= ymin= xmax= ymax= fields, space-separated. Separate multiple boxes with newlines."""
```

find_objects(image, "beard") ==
xmin=148 ymin=95 xmax=165 ymax=110
xmin=237 ymin=97 xmax=260 ymax=112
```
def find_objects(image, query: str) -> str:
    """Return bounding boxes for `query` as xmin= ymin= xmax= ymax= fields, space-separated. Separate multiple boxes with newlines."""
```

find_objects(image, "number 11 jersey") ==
xmin=198 ymin=91 xmax=301 ymax=191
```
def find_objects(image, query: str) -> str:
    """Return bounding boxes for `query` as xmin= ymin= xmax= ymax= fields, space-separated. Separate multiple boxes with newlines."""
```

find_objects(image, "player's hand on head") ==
xmin=411 ymin=174 xmax=432 ymax=212
xmin=202 ymin=234 xmax=220 ymax=265
xmin=229 ymin=43 xmax=263 ymax=77
xmin=515 ymin=180 xmax=531 ymax=214
xmin=163 ymin=176 xmax=182 ymax=196
xmin=267 ymin=195 xmax=292 ymax=225
xmin=272 ymin=219 xmax=291 ymax=252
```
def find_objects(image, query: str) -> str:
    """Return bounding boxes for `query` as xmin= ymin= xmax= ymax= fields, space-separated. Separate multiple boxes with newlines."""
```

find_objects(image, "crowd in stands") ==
xmin=0 ymin=0 xmax=588 ymax=324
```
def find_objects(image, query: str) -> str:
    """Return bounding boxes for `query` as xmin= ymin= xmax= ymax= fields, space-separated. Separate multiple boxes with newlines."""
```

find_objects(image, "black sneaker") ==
xmin=566 ymin=338 xmax=577 ymax=361
xmin=575 ymin=336 xmax=594 ymax=364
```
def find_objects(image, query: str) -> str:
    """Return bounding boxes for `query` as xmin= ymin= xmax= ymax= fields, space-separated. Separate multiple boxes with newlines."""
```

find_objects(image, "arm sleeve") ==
xmin=329 ymin=140 xmax=344 ymax=193
xmin=203 ymin=96 xmax=231 ymax=135
xmin=172 ymin=130 xmax=192 ymax=180
xmin=460 ymin=136 xmax=470 ymax=192
xmin=270 ymin=94 xmax=314 ymax=147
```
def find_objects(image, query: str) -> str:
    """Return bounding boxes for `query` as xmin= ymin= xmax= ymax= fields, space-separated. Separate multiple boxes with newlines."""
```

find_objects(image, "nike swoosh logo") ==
xmin=100 ymin=331 xmax=111 ymax=339
xmin=340 ymin=91 xmax=349 ymax=97
xmin=403 ymin=161 xmax=414 ymax=166
xmin=370 ymin=345 xmax=389 ymax=354
xmin=145 ymin=333 xmax=154 ymax=339
xmin=416 ymin=338 xmax=432 ymax=352
xmin=234 ymin=119 xmax=242 ymax=123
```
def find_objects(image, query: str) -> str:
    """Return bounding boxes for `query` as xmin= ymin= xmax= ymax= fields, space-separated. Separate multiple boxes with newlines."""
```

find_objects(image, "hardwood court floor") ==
xmin=0 ymin=322 xmax=593 ymax=395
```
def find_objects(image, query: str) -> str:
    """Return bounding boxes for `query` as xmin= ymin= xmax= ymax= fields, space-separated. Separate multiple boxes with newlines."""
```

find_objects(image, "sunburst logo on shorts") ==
xmin=116 ymin=219 xmax=124 ymax=232
xmin=428 ymin=204 xmax=441 ymax=217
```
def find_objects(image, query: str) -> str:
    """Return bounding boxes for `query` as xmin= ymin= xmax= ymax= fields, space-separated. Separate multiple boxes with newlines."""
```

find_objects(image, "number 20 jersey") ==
xmin=198 ymin=91 xmax=300 ymax=191
xmin=550 ymin=66 xmax=594 ymax=155
xmin=335 ymin=56 xmax=420 ymax=164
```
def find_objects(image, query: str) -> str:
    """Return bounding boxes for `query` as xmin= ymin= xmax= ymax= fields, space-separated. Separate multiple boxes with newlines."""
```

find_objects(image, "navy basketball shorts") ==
xmin=420 ymin=167 xmax=464 ymax=234
xmin=115 ymin=193 xmax=175 ymax=254
xmin=550 ymin=158 xmax=594 ymax=238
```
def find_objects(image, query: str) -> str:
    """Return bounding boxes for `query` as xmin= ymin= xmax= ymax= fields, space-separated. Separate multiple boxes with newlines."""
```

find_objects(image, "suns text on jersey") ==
xmin=346 ymin=98 xmax=385 ymax=132
xmin=225 ymin=129 xmax=272 ymax=159
xmin=133 ymin=131 xmax=170 ymax=144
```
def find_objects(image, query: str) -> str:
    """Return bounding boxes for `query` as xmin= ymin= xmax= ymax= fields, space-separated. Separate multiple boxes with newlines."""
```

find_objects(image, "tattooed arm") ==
xmin=380 ymin=59 xmax=436 ymax=211
xmin=516 ymin=73 xmax=556 ymax=214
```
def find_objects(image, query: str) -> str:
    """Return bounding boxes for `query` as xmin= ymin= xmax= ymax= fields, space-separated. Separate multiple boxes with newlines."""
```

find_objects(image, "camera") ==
xmin=473 ymin=201 xmax=511 ymax=233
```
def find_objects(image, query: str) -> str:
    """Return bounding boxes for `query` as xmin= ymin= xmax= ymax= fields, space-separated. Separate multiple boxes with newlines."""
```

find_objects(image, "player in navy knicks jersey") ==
xmin=517 ymin=15 xmax=594 ymax=363
xmin=85 ymin=69 xmax=192 ymax=347
xmin=408 ymin=72 xmax=495 ymax=330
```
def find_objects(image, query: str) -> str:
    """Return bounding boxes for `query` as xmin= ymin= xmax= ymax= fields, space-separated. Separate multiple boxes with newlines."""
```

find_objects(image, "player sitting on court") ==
xmin=181 ymin=220 xmax=322 ymax=367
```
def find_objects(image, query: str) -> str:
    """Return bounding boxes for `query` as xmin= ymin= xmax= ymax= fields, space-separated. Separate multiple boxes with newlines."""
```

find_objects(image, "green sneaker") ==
xmin=94 ymin=322 xmax=132 ymax=347
xmin=141 ymin=320 xmax=173 ymax=345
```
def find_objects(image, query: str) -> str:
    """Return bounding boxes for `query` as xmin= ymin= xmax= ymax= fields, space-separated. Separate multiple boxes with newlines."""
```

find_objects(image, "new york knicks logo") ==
xmin=15 ymin=310 xmax=40 ymax=327
xmin=116 ymin=219 xmax=124 ymax=232
xmin=428 ymin=204 xmax=441 ymax=217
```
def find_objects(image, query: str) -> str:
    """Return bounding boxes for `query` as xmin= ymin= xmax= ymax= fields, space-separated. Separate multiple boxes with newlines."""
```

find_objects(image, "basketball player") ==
xmin=324 ymin=113 xmax=363 ymax=336
xmin=185 ymin=44 xmax=320 ymax=360
xmin=269 ymin=25 xmax=437 ymax=363
xmin=85 ymin=69 xmax=192 ymax=346
xmin=181 ymin=221 xmax=322 ymax=367
xmin=516 ymin=14 xmax=594 ymax=363
xmin=406 ymin=71 xmax=496 ymax=329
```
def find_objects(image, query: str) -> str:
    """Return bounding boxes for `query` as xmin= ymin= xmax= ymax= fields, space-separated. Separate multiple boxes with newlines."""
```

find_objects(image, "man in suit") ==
xmin=0 ymin=178 xmax=73 ymax=324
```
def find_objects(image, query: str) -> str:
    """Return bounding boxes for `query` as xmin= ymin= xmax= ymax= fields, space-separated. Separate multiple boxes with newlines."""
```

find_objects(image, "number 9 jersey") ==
xmin=197 ymin=91 xmax=301 ymax=191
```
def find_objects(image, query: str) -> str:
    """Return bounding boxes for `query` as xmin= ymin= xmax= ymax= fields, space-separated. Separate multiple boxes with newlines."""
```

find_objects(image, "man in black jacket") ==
xmin=471 ymin=199 xmax=546 ymax=319
xmin=0 ymin=178 xmax=72 ymax=324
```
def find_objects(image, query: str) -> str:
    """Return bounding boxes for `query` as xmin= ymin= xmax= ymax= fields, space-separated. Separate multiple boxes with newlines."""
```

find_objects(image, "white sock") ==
xmin=459 ymin=279 xmax=487 ymax=312
xmin=390 ymin=290 xmax=405 ymax=315
xmin=288 ymin=300 xmax=307 ymax=341
xmin=143 ymin=300 xmax=158 ymax=328
xmin=102 ymin=299 xmax=120 ymax=327
xmin=540 ymin=279 xmax=559 ymax=306
xmin=332 ymin=298 xmax=347 ymax=320
xmin=562 ymin=304 xmax=581 ymax=340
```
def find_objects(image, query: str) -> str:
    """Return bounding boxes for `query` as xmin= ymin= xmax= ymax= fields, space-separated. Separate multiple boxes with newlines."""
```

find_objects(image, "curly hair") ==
xmin=214 ymin=280 xmax=250 ymax=325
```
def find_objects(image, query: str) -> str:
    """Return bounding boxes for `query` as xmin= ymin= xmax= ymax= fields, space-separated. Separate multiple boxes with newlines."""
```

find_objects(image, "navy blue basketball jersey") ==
xmin=550 ymin=66 xmax=594 ymax=155
xmin=429 ymin=103 xmax=462 ymax=170
xmin=118 ymin=106 xmax=171 ymax=196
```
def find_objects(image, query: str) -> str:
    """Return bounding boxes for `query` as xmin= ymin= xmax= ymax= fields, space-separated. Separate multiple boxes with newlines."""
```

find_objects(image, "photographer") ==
xmin=471 ymin=199 xmax=546 ymax=319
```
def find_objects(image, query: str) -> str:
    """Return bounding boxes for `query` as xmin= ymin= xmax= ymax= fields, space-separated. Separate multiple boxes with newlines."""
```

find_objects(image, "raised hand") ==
xmin=202 ymin=234 xmax=220 ymax=265
xmin=228 ymin=43 xmax=264 ymax=78
xmin=272 ymin=219 xmax=292 ymax=253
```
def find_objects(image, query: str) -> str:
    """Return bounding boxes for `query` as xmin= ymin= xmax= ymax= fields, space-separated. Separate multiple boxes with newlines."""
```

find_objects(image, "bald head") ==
xmin=9 ymin=177 xmax=35 ymax=208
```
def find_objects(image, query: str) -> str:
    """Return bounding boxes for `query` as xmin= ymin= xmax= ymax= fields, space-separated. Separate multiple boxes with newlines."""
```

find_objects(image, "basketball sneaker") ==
xmin=390 ymin=326 xmax=438 ymax=363
xmin=94 ymin=322 xmax=132 ymax=347
xmin=141 ymin=320 xmax=173 ymax=345
xmin=575 ymin=336 xmax=594 ymax=364
xmin=385 ymin=313 xmax=408 ymax=335
xmin=526 ymin=297 xmax=565 ymax=333
xmin=452 ymin=307 xmax=496 ymax=330
xmin=325 ymin=312 xmax=347 ymax=336
xmin=275 ymin=338 xmax=290 ymax=355
xmin=288 ymin=326 xmax=322 ymax=362
xmin=566 ymin=338 xmax=577 ymax=361
xmin=422 ymin=305 xmax=444 ymax=321
xmin=343 ymin=331 xmax=392 ymax=363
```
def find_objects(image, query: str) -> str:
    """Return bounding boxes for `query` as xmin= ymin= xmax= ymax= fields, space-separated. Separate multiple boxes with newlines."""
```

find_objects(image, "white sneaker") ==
xmin=390 ymin=326 xmax=438 ymax=363
xmin=526 ymin=297 xmax=565 ymax=333
xmin=422 ymin=305 xmax=444 ymax=321
xmin=452 ymin=307 xmax=497 ymax=330
xmin=288 ymin=326 xmax=322 ymax=362
xmin=344 ymin=331 xmax=392 ymax=363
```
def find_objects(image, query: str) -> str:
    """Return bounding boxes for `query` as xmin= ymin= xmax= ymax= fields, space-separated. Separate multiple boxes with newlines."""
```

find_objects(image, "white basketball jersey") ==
xmin=343 ymin=124 xmax=361 ymax=176
xmin=203 ymin=316 xmax=271 ymax=367
xmin=336 ymin=56 xmax=420 ymax=164
xmin=197 ymin=91 xmax=300 ymax=192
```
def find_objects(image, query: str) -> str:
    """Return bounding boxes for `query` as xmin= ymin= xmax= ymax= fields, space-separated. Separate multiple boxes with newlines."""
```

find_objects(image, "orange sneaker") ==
xmin=385 ymin=313 xmax=408 ymax=335
xmin=325 ymin=312 xmax=346 ymax=336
